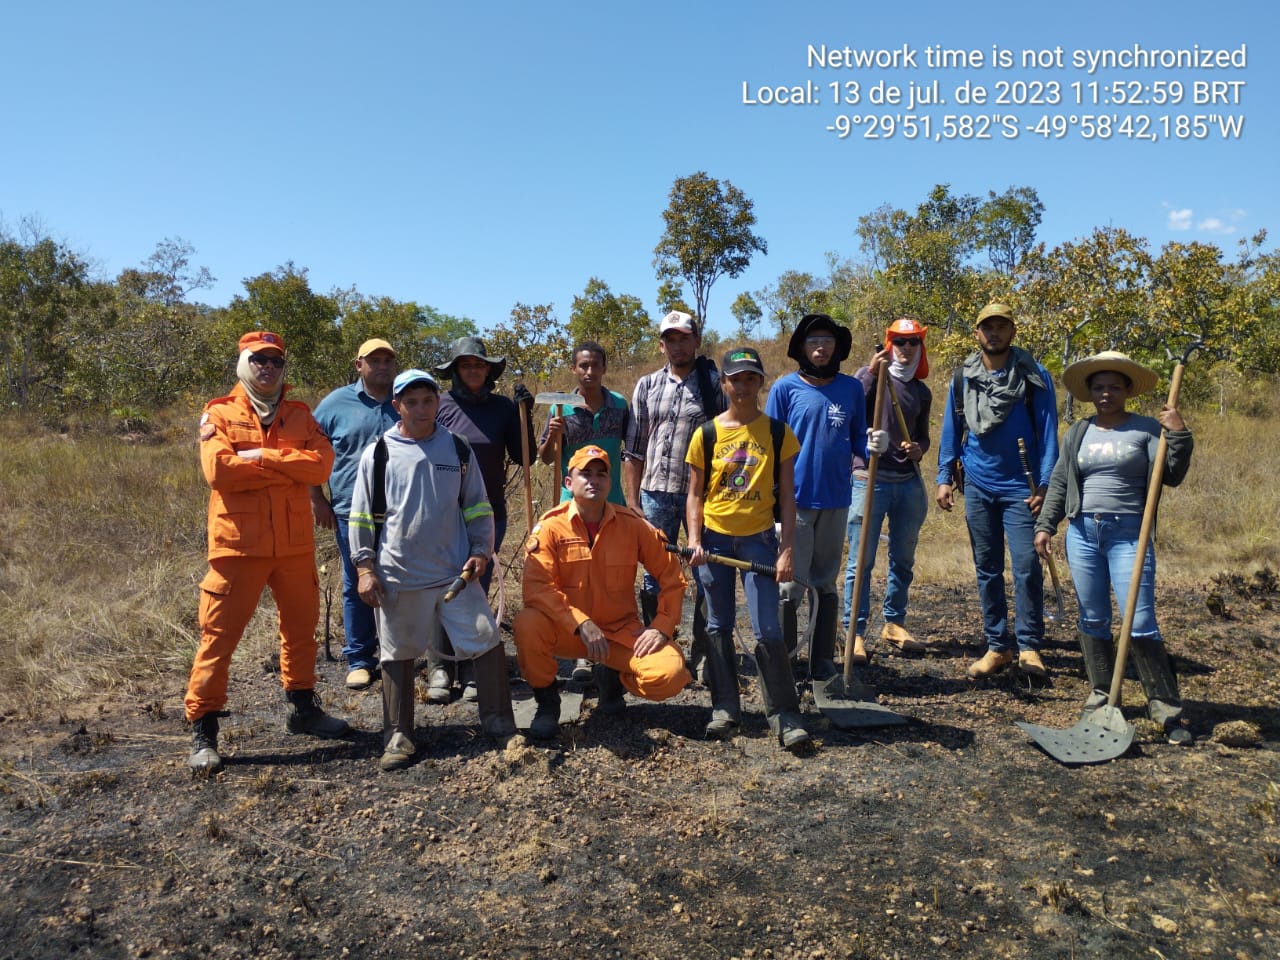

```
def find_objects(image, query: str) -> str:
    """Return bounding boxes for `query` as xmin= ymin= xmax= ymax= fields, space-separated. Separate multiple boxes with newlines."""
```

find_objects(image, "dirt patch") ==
xmin=2 ymin=581 xmax=1278 ymax=959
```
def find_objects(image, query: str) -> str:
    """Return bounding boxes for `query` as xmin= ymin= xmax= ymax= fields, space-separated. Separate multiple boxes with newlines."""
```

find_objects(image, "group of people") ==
xmin=184 ymin=301 xmax=1195 ymax=774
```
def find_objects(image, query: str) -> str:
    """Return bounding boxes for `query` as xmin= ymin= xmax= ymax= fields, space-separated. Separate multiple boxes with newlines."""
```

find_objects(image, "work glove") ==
xmin=866 ymin=428 xmax=890 ymax=456
xmin=513 ymin=383 xmax=534 ymax=408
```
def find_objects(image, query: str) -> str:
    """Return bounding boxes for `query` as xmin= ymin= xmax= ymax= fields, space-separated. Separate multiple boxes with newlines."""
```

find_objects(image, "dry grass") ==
xmin=2 ymin=366 xmax=1275 ymax=715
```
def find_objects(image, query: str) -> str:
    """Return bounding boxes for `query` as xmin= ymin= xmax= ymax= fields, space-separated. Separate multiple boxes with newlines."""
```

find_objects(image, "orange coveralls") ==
xmin=514 ymin=500 xmax=690 ymax=699
xmin=185 ymin=385 xmax=335 ymax=722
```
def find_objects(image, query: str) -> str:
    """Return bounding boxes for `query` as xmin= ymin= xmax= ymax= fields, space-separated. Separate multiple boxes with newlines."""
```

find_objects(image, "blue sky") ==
xmin=3 ymin=1 xmax=1273 ymax=337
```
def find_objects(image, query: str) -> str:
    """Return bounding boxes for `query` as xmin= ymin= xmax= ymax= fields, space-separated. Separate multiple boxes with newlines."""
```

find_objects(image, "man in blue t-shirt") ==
xmin=935 ymin=303 xmax=1059 ymax=680
xmin=311 ymin=339 xmax=400 ymax=690
xmin=766 ymin=313 xmax=880 ymax=681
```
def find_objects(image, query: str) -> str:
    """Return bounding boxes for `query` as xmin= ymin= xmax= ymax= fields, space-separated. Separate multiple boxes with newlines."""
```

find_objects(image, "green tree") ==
xmin=656 ymin=279 xmax=692 ymax=317
xmin=333 ymin=290 xmax=477 ymax=378
xmin=222 ymin=263 xmax=341 ymax=387
xmin=755 ymin=270 xmax=827 ymax=336
xmin=567 ymin=277 xmax=653 ymax=366
xmin=486 ymin=302 xmax=569 ymax=384
xmin=653 ymin=171 xmax=767 ymax=326
xmin=730 ymin=292 xmax=762 ymax=340
xmin=977 ymin=187 xmax=1045 ymax=276
xmin=0 ymin=219 xmax=94 ymax=410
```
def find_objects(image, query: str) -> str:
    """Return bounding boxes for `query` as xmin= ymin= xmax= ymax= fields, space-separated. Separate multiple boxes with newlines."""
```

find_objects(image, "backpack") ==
xmin=949 ymin=365 xmax=1038 ymax=495
xmin=699 ymin=416 xmax=787 ymax=521
xmin=371 ymin=430 xmax=472 ymax=545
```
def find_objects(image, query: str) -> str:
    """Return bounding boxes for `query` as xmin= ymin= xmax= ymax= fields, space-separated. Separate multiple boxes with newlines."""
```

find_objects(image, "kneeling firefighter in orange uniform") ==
xmin=514 ymin=445 xmax=691 ymax=739
xmin=186 ymin=330 xmax=350 ymax=774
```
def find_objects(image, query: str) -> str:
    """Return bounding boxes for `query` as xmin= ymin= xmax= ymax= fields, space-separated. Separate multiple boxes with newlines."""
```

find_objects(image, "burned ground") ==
xmin=1 ymin=581 xmax=1277 ymax=960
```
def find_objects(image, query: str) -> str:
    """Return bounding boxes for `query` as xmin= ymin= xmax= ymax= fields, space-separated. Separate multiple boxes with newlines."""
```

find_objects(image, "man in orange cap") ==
xmin=514 ymin=445 xmax=690 ymax=739
xmin=186 ymin=331 xmax=349 ymax=775
xmin=844 ymin=318 xmax=934 ymax=662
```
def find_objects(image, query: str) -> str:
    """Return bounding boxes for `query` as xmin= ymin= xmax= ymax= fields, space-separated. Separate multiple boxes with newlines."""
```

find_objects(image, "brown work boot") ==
xmin=967 ymin=649 xmax=1014 ymax=679
xmin=881 ymin=623 xmax=925 ymax=655
xmin=1018 ymin=649 xmax=1048 ymax=678
xmin=851 ymin=635 xmax=868 ymax=666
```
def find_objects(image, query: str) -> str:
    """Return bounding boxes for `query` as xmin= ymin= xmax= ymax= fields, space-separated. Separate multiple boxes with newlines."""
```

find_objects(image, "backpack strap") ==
xmin=450 ymin=431 xmax=472 ymax=507
xmin=769 ymin=415 xmax=783 ymax=492
xmin=699 ymin=420 xmax=717 ymax=500
xmin=372 ymin=436 xmax=389 ymax=547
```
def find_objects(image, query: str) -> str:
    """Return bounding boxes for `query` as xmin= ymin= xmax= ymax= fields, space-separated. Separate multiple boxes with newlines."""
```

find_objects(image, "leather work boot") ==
xmin=754 ymin=638 xmax=810 ymax=751
xmin=528 ymin=684 xmax=562 ymax=740
xmin=425 ymin=667 xmax=453 ymax=704
xmin=379 ymin=659 xmax=416 ymax=771
xmin=284 ymin=689 xmax=351 ymax=738
xmin=851 ymin=634 xmax=868 ymax=666
xmin=471 ymin=645 xmax=517 ymax=742
xmin=1018 ymin=649 xmax=1048 ymax=678
xmin=380 ymin=733 xmax=415 ymax=772
xmin=345 ymin=666 xmax=375 ymax=690
xmin=593 ymin=664 xmax=627 ymax=717
xmin=881 ymin=622 xmax=925 ymax=655
xmin=968 ymin=649 xmax=1014 ymax=679
xmin=189 ymin=713 xmax=223 ymax=774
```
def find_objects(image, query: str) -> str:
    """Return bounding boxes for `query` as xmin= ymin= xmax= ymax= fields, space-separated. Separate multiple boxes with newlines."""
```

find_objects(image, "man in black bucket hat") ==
xmin=427 ymin=336 xmax=533 ymax=702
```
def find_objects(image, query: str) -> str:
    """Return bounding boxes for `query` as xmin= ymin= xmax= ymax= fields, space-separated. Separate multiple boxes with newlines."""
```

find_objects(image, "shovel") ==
xmin=818 ymin=367 xmax=907 ymax=728
xmin=536 ymin=391 xmax=589 ymax=490
xmin=1017 ymin=437 xmax=1066 ymax=623
xmin=1017 ymin=349 xmax=1193 ymax=764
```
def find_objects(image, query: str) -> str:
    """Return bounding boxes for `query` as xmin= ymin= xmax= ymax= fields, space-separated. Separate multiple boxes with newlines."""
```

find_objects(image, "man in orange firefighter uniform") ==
xmin=186 ymin=330 xmax=350 ymax=774
xmin=514 ymin=445 xmax=690 ymax=738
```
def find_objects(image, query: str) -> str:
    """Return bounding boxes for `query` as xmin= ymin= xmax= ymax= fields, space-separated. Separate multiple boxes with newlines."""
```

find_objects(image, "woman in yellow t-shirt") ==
xmin=685 ymin=347 xmax=808 ymax=750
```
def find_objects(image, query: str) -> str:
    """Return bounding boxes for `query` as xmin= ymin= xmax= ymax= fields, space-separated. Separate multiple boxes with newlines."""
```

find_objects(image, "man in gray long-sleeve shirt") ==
xmin=349 ymin=369 xmax=515 ymax=771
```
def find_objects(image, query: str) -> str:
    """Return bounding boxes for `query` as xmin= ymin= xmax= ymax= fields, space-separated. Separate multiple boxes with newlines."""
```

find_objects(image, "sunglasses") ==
xmin=892 ymin=338 xmax=921 ymax=348
xmin=249 ymin=354 xmax=285 ymax=368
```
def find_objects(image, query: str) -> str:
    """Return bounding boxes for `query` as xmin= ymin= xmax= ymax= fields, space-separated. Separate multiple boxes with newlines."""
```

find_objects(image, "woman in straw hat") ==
xmin=1033 ymin=351 xmax=1195 ymax=744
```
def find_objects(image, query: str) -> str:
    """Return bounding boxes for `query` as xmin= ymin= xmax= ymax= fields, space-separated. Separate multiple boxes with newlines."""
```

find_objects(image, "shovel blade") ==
xmin=813 ymin=677 xmax=908 ymax=728
xmin=1016 ymin=706 xmax=1135 ymax=765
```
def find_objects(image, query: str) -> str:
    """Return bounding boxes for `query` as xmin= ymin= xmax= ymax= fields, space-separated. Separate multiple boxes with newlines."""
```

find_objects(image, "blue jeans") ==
xmin=843 ymin=473 xmax=929 ymax=631
xmin=694 ymin=527 xmax=782 ymax=642
xmin=964 ymin=482 xmax=1044 ymax=651
xmin=1066 ymin=513 xmax=1162 ymax=643
xmin=640 ymin=489 xmax=704 ymax=607
xmin=336 ymin=517 xmax=378 ymax=670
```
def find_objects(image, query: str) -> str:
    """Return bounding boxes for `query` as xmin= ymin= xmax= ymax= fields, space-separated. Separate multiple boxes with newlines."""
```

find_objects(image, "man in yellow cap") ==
xmin=311 ymin=338 xmax=399 ymax=690
xmin=514 ymin=445 xmax=690 ymax=739
xmin=936 ymin=303 xmax=1059 ymax=680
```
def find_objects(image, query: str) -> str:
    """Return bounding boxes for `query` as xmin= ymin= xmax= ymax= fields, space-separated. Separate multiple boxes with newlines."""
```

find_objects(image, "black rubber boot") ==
xmin=702 ymin=630 xmax=741 ymax=740
xmin=529 ymin=684 xmax=561 ymax=740
xmin=1077 ymin=632 xmax=1116 ymax=714
xmin=688 ymin=594 xmax=710 ymax=681
xmin=379 ymin=660 xmax=416 ymax=771
xmin=808 ymin=593 xmax=840 ymax=682
xmin=781 ymin=599 xmax=799 ymax=658
xmin=472 ymin=645 xmax=517 ymax=741
xmin=639 ymin=590 xmax=659 ymax=627
xmin=593 ymin=664 xmax=627 ymax=717
xmin=284 ymin=689 xmax=351 ymax=739
xmin=189 ymin=713 xmax=224 ymax=774
xmin=754 ymin=638 xmax=810 ymax=750
xmin=1130 ymin=635 xmax=1191 ymax=745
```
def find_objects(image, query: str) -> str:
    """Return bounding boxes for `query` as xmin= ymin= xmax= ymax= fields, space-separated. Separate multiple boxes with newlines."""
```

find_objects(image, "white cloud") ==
xmin=1196 ymin=217 xmax=1237 ymax=235
xmin=1167 ymin=208 xmax=1193 ymax=230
